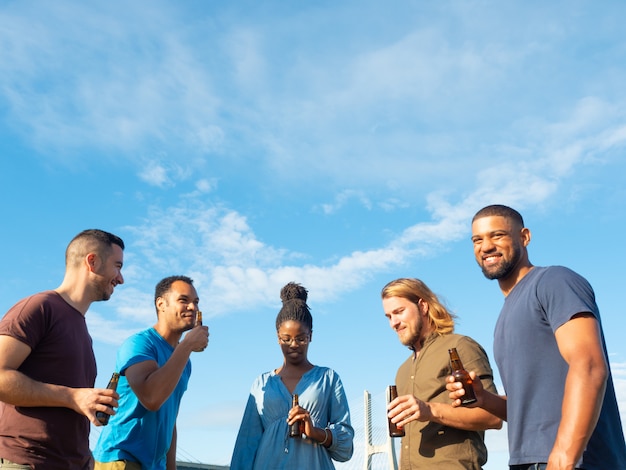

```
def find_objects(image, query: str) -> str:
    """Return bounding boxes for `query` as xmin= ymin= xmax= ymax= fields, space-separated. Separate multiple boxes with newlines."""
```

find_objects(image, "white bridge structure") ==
xmin=335 ymin=389 xmax=400 ymax=470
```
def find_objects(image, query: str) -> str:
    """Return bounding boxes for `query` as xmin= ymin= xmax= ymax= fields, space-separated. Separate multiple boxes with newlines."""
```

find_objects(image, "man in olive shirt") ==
xmin=382 ymin=278 xmax=501 ymax=469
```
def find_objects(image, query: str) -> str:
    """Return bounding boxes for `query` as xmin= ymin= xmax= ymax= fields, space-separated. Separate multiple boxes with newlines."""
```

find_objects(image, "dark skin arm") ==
xmin=446 ymin=371 xmax=507 ymax=421
xmin=446 ymin=315 xmax=607 ymax=470
xmin=166 ymin=425 xmax=177 ymax=470
xmin=125 ymin=325 xmax=208 ymax=411
xmin=548 ymin=315 xmax=607 ymax=470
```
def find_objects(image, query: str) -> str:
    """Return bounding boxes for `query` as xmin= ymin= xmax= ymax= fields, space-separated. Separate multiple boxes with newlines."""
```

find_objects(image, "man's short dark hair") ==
xmin=154 ymin=275 xmax=194 ymax=305
xmin=472 ymin=204 xmax=524 ymax=228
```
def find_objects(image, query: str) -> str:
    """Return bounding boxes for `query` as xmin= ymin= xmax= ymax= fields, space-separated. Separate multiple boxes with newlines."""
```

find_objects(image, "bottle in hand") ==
xmin=448 ymin=348 xmax=477 ymax=406
xmin=289 ymin=394 xmax=303 ymax=438
xmin=387 ymin=385 xmax=405 ymax=437
xmin=96 ymin=372 xmax=120 ymax=425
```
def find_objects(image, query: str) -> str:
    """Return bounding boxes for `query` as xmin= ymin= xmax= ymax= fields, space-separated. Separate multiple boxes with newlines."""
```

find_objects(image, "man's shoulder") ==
xmin=3 ymin=291 xmax=61 ymax=315
xmin=431 ymin=333 xmax=479 ymax=347
xmin=534 ymin=265 xmax=585 ymax=281
xmin=120 ymin=328 xmax=158 ymax=348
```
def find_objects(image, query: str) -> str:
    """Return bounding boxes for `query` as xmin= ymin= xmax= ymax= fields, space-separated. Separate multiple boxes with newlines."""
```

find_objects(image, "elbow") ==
xmin=591 ymin=365 xmax=608 ymax=397
xmin=138 ymin=395 xmax=164 ymax=412
xmin=476 ymin=413 xmax=503 ymax=431
xmin=588 ymin=357 xmax=609 ymax=390
xmin=490 ymin=416 xmax=504 ymax=430
xmin=143 ymin=402 xmax=161 ymax=412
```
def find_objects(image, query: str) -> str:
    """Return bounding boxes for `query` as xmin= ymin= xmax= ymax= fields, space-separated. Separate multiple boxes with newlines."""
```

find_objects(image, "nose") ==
xmin=116 ymin=272 xmax=124 ymax=285
xmin=478 ymin=236 xmax=496 ymax=253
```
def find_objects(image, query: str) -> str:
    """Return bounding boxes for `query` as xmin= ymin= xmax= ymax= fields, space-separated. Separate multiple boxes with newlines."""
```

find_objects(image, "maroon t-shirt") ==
xmin=0 ymin=291 xmax=96 ymax=469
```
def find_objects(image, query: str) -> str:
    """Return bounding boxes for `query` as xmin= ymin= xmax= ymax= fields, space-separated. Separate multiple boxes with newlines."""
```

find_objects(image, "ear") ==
xmin=417 ymin=298 xmax=429 ymax=316
xmin=520 ymin=227 xmax=531 ymax=247
xmin=85 ymin=253 xmax=98 ymax=272
xmin=309 ymin=331 xmax=313 ymax=343
xmin=155 ymin=296 xmax=165 ymax=313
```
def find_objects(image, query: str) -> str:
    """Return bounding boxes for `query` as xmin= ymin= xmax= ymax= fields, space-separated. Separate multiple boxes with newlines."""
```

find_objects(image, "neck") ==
xmin=498 ymin=263 xmax=535 ymax=297
xmin=54 ymin=284 xmax=91 ymax=315
xmin=278 ymin=361 xmax=313 ymax=376
xmin=412 ymin=330 xmax=435 ymax=355
xmin=153 ymin=323 xmax=183 ymax=347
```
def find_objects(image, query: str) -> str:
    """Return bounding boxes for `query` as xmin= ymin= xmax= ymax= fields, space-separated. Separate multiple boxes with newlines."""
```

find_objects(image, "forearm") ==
xmin=550 ymin=363 xmax=607 ymax=466
xmin=428 ymin=401 xmax=502 ymax=431
xmin=479 ymin=389 xmax=507 ymax=421
xmin=0 ymin=369 xmax=76 ymax=408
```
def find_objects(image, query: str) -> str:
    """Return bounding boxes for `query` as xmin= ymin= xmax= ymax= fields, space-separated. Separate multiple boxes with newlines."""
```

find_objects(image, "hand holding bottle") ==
xmin=95 ymin=372 xmax=120 ymax=426
xmin=446 ymin=370 xmax=484 ymax=408
xmin=448 ymin=348 xmax=477 ymax=406
xmin=387 ymin=389 xmax=433 ymax=431
xmin=287 ymin=395 xmax=329 ymax=445
xmin=184 ymin=311 xmax=209 ymax=352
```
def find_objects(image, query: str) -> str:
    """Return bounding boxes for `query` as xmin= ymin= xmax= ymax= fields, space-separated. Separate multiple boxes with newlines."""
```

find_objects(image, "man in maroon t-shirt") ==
xmin=0 ymin=229 xmax=125 ymax=469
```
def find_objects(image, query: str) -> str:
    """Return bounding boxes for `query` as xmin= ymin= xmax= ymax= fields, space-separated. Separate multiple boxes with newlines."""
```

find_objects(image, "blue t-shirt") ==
xmin=494 ymin=266 xmax=626 ymax=468
xmin=93 ymin=328 xmax=191 ymax=469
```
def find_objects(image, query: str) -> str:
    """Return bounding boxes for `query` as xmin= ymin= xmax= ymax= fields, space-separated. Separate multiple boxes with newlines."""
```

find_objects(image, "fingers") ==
xmin=388 ymin=397 xmax=419 ymax=425
xmin=189 ymin=325 xmax=209 ymax=352
xmin=75 ymin=388 xmax=120 ymax=426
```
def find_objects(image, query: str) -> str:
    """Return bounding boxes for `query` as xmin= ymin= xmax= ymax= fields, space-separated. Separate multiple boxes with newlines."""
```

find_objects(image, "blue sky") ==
xmin=1 ymin=1 xmax=625 ymax=468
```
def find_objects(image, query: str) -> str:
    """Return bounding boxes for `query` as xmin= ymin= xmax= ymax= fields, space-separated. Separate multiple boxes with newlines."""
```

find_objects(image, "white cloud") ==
xmin=319 ymin=190 xmax=372 ymax=215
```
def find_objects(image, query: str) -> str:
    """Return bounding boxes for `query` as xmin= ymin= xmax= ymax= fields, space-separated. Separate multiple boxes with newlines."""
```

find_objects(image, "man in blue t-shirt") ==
xmin=448 ymin=204 xmax=626 ymax=470
xmin=94 ymin=275 xmax=209 ymax=470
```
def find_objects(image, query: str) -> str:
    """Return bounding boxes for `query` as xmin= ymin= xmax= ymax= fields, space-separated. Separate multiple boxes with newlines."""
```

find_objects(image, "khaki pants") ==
xmin=94 ymin=461 xmax=141 ymax=470
xmin=0 ymin=458 xmax=30 ymax=469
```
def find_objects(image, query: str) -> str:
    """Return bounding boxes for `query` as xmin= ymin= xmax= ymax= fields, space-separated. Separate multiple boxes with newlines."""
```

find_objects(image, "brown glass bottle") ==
xmin=289 ymin=394 xmax=303 ymax=438
xmin=448 ymin=348 xmax=477 ymax=406
xmin=96 ymin=372 xmax=120 ymax=425
xmin=387 ymin=385 xmax=405 ymax=437
xmin=196 ymin=311 xmax=203 ymax=326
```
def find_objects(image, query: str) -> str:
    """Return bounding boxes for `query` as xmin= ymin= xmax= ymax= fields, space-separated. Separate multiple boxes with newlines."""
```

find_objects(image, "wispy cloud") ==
xmin=318 ymin=190 xmax=372 ymax=215
xmin=98 ymin=121 xmax=623 ymax=341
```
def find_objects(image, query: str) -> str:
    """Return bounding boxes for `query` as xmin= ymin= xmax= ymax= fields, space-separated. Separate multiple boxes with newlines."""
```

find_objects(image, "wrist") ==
xmin=319 ymin=427 xmax=331 ymax=446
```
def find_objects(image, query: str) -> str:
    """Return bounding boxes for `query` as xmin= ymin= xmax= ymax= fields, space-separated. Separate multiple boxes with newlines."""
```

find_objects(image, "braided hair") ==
xmin=275 ymin=282 xmax=313 ymax=332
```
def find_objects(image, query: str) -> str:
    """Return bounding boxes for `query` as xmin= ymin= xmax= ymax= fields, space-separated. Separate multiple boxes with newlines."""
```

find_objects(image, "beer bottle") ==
xmin=196 ymin=310 xmax=203 ymax=326
xmin=289 ymin=394 xmax=303 ymax=438
xmin=448 ymin=348 xmax=477 ymax=406
xmin=96 ymin=372 xmax=120 ymax=425
xmin=387 ymin=385 xmax=405 ymax=437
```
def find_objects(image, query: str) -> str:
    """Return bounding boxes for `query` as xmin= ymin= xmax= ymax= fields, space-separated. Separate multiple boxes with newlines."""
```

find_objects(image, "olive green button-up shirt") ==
xmin=396 ymin=333 xmax=498 ymax=469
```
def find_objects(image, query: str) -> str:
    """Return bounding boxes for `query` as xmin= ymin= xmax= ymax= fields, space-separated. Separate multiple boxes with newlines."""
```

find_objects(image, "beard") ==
xmin=400 ymin=317 xmax=424 ymax=350
xmin=481 ymin=244 xmax=522 ymax=280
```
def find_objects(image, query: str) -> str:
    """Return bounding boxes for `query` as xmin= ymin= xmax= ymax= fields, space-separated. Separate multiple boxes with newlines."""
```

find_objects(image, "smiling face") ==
xmin=471 ymin=214 xmax=531 ymax=292
xmin=156 ymin=280 xmax=200 ymax=334
xmin=91 ymin=244 xmax=124 ymax=302
xmin=277 ymin=319 xmax=311 ymax=365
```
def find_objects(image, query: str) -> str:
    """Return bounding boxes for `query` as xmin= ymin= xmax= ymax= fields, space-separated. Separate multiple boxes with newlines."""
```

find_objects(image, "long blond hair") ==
xmin=381 ymin=278 xmax=456 ymax=335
